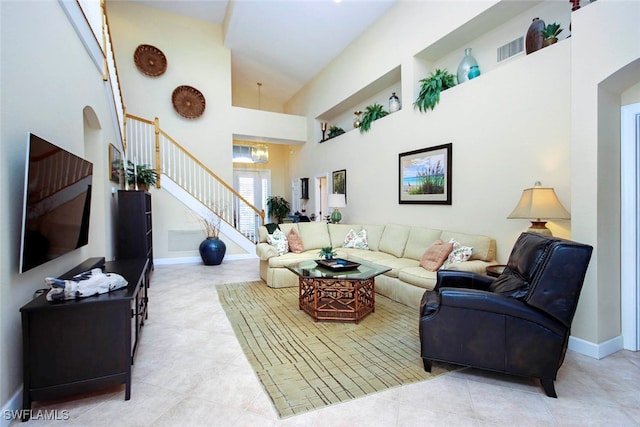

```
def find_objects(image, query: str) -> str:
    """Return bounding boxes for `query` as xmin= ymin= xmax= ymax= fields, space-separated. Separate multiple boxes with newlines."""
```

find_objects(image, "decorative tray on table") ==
xmin=314 ymin=258 xmax=361 ymax=271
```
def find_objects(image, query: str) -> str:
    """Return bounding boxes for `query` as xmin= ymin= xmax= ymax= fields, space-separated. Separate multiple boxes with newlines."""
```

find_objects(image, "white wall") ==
xmin=0 ymin=0 xmax=119 ymax=409
xmin=288 ymin=1 xmax=572 ymax=263
xmin=570 ymin=0 xmax=640 ymax=345
xmin=107 ymin=2 xmax=306 ymax=260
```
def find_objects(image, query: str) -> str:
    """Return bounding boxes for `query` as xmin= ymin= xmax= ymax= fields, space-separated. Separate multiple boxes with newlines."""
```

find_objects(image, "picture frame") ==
xmin=109 ymin=143 xmax=122 ymax=183
xmin=332 ymin=169 xmax=346 ymax=201
xmin=399 ymin=143 xmax=452 ymax=204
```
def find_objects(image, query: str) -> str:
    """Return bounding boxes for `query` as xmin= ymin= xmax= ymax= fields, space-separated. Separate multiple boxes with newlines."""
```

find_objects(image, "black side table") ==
xmin=486 ymin=264 xmax=506 ymax=278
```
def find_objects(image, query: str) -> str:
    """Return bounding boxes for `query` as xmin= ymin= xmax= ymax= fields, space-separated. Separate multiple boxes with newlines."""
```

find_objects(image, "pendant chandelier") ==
xmin=251 ymin=144 xmax=269 ymax=163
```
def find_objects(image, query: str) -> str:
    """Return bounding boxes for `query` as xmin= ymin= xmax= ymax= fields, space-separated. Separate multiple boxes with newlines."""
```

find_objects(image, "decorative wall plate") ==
xmin=172 ymin=85 xmax=206 ymax=119
xmin=133 ymin=44 xmax=167 ymax=77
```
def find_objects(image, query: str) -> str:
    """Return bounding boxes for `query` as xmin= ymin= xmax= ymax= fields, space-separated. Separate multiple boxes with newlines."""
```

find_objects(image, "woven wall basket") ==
xmin=133 ymin=44 xmax=167 ymax=77
xmin=172 ymin=85 xmax=206 ymax=119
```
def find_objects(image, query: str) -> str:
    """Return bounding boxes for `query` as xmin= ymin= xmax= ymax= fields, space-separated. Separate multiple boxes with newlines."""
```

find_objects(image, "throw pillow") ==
xmin=265 ymin=223 xmax=280 ymax=234
xmin=420 ymin=239 xmax=454 ymax=271
xmin=441 ymin=239 xmax=473 ymax=269
xmin=343 ymin=229 xmax=369 ymax=249
xmin=267 ymin=229 xmax=288 ymax=255
xmin=287 ymin=228 xmax=305 ymax=253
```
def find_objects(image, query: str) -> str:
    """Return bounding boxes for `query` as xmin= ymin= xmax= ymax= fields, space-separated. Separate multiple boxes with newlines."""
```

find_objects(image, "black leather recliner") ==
xmin=419 ymin=232 xmax=593 ymax=397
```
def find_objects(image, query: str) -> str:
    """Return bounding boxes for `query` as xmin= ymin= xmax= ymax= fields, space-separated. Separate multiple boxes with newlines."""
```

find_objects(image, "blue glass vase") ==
xmin=468 ymin=65 xmax=481 ymax=80
xmin=457 ymin=48 xmax=479 ymax=84
xmin=199 ymin=237 xmax=226 ymax=265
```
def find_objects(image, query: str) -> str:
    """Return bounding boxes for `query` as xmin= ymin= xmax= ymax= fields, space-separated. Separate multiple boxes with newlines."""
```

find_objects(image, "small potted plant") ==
xmin=414 ymin=68 xmax=456 ymax=113
xmin=359 ymin=103 xmax=388 ymax=133
xmin=541 ymin=22 xmax=563 ymax=47
xmin=318 ymin=246 xmax=336 ymax=260
xmin=266 ymin=196 xmax=291 ymax=224
xmin=126 ymin=161 xmax=158 ymax=190
xmin=326 ymin=125 xmax=345 ymax=140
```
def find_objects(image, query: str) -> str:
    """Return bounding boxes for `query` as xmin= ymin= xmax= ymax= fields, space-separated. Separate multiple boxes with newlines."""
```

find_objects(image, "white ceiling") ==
xmin=122 ymin=0 xmax=396 ymax=106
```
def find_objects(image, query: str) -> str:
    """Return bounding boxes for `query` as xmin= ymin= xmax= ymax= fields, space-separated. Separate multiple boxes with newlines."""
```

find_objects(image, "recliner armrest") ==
xmin=437 ymin=288 xmax=565 ymax=336
xmin=435 ymin=270 xmax=494 ymax=292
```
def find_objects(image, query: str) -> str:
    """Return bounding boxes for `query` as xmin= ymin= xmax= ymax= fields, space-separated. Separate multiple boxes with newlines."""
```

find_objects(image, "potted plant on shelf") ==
xmin=414 ymin=68 xmax=456 ymax=113
xmin=359 ymin=103 xmax=388 ymax=133
xmin=326 ymin=125 xmax=345 ymax=140
xmin=541 ymin=22 xmax=563 ymax=47
xmin=266 ymin=196 xmax=291 ymax=224
xmin=197 ymin=210 xmax=226 ymax=266
xmin=126 ymin=161 xmax=158 ymax=190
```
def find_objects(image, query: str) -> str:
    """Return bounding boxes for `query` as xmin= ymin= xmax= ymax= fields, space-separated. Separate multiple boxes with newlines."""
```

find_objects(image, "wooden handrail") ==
xmin=125 ymin=113 xmax=265 ymax=239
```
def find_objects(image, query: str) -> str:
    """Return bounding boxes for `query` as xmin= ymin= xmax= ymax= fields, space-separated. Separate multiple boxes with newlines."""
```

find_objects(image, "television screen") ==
xmin=20 ymin=133 xmax=93 ymax=273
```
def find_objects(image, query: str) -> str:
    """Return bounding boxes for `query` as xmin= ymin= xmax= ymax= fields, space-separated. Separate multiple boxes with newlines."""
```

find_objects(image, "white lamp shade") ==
xmin=327 ymin=193 xmax=346 ymax=208
xmin=508 ymin=182 xmax=570 ymax=220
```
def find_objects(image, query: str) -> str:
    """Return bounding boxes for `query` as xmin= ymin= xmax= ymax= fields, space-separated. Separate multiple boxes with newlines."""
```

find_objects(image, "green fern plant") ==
xmin=327 ymin=125 xmax=345 ymax=139
xmin=541 ymin=22 xmax=563 ymax=40
xmin=359 ymin=103 xmax=388 ymax=133
xmin=413 ymin=69 xmax=456 ymax=113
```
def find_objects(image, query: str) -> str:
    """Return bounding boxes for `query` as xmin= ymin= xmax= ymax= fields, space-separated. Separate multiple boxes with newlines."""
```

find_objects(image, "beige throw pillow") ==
xmin=420 ymin=239 xmax=454 ymax=272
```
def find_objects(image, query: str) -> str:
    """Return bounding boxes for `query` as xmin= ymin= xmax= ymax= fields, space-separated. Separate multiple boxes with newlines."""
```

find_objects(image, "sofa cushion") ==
xmin=440 ymin=230 xmax=493 ymax=261
xmin=343 ymin=229 xmax=369 ymax=249
xmin=398 ymin=267 xmax=438 ymax=290
xmin=362 ymin=224 xmax=385 ymax=251
xmin=287 ymin=228 xmax=305 ymax=253
xmin=376 ymin=258 xmax=420 ymax=278
xmin=297 ymin=222 xmax=331 ymax=250
xmin=378 ymin=224 xmax=410 ymax=257
xmin=329 ymin=223 xmax=361 ymax=248
xmin=420 ymin=239 xmax=454 ymax=271
xmin=404 ymin=227 xmax=443 ymax=261
xmin=267 ymin=229 xmax=289 ymax=255
xmin=267 ymin=250 xmax=317 ymax=268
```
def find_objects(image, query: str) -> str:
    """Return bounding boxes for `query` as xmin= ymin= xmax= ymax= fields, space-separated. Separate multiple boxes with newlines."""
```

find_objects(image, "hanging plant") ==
xmin=359 ymin=103 xmax=388 ymax=133
xmin=414 ymin=69 xmax=456 ymax=113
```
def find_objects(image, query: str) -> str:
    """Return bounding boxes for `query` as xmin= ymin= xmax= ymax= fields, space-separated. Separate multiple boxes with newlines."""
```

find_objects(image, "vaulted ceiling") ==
xmin=121 ymin=0 xmax=396 ymax=107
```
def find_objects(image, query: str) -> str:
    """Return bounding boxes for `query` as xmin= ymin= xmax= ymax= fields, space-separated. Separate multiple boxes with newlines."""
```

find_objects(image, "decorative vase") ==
xmin=353 ymin=110 xmax=362 ymax=128
xmin=456 ymin=48 xmax=478 ymax=84
xmin=543 ymin=37 xmax=558 ymax=48
xmin=467 ymin=65 xmax=481 ymax=80
xmin=526 ymin=17 xmax=545 ymax=54
xmin=389 ymin=92 xmax=401 ymax=113
xmin=199 ymin=237 xmax=226 ymax=265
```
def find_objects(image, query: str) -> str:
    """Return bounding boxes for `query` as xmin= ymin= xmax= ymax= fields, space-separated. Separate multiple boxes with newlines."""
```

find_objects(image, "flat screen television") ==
xmin=19 ymin=133 xmax=93 ymax=273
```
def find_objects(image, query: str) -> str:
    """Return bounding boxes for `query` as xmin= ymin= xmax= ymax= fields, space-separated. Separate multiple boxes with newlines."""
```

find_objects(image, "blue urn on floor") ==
xmin=199 ymin=237 xmax=226 ymax=265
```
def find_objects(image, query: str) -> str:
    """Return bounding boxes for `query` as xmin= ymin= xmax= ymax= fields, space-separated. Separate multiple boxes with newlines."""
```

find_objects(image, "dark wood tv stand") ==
xmin=20 ymin=257 xmax=149 ymax=421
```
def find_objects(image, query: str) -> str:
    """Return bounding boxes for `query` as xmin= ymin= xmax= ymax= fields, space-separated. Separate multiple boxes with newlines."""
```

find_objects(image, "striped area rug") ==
xmin=217 ymin=281 xmax=457 ymax=418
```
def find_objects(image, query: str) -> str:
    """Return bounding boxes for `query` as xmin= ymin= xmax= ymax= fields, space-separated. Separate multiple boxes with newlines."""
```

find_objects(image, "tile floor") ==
xmin=15 ymin=259 xmax=640 ymax=426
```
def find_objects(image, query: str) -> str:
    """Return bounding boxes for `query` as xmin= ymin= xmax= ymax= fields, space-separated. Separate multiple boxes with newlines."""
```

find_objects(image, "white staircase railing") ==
xmin=124 ymin=114 xmax=265 ymax=243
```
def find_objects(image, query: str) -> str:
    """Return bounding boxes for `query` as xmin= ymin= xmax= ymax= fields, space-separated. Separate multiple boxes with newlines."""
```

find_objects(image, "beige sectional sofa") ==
xmin=256 ymin=222 xmax=497 ymax=309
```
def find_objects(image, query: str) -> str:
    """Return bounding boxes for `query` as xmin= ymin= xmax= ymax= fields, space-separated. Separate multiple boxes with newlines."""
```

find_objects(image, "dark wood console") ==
xmin=20 ymin=257 xmax=149 ymax=421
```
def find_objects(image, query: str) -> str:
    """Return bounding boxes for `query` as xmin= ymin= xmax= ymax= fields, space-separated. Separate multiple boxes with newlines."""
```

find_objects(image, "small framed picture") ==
xmin=332 ymin=169 xmax=346 ymax=201
xmin=109 ymin=143 xmax=122 ymax=183
xmin=399 ymin=143 xmax=452 ymax=204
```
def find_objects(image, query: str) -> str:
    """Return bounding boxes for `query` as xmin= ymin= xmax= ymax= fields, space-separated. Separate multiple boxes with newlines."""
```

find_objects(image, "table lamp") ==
xmin=327 ymin=193 xmax=346 ymax=224
xmin=507 ymin=181 xmax=570 ymax=236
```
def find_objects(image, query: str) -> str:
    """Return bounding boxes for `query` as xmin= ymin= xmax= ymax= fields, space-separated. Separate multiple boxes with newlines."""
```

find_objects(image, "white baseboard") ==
xmin=1 ymin=386 xmax=22 ymax=427
xmin=568 ymin=335 xmax=624 ymax=359
xmin=154 ymin=253 xmax=257 ymax=265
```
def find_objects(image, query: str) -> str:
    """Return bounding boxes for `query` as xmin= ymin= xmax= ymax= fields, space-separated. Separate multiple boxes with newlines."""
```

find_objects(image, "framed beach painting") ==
xmin=109 ymin=143 xmax=122 ymax=183
xmin=399 ymin=143 xmax=452 ymax=204
xmin=332 ymin=169 xmax=346 ymax=201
